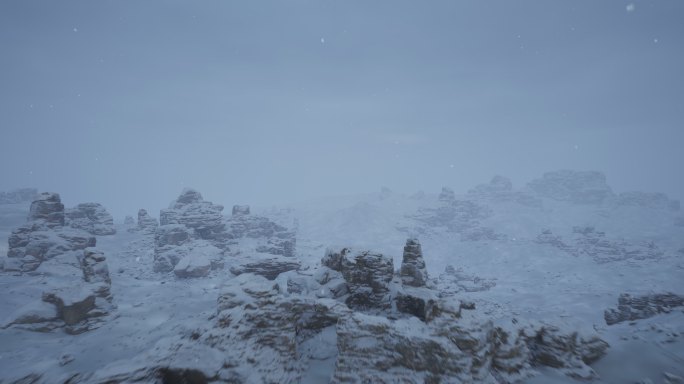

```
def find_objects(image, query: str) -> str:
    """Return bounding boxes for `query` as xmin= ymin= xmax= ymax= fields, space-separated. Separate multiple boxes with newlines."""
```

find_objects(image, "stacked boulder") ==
xmin=604 ymin=293 xmax=684 ymax=325
xmin=65 ymin=202 xmax=116 ymax=235
xmin=4 ymin=193 xmax=96 ymax=272
xmin=153 ymin=190 xmax=225 ymax=277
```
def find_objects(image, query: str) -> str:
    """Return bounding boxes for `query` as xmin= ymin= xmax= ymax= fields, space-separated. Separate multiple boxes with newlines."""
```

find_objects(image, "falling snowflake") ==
xmin=73 ymin=27 xmax=78 ymax=32
xmin=320 ymin=37 xmax=325 ymax=44
xmin=653 ymin=38 xmax=659 ymax=43
xmin=626 ymin=3 xmax=635 ymax=12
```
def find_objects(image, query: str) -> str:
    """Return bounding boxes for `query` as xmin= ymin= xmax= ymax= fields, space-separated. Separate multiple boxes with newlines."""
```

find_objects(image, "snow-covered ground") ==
xmin=1 ymin=174 xmax=683 ymax=383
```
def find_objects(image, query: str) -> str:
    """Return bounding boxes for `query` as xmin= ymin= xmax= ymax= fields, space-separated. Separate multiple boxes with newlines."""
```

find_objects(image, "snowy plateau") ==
xmin=0 ymin=170 xmax=683 ymax=384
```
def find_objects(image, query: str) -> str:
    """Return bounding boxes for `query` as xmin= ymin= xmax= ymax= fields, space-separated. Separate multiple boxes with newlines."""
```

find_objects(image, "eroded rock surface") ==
xmin=65 ymin=202 xmax=116 ymax=235
xmin=605 ymin=293 xmax=684 ymax=325
xmin=527 ymin=170 xmax=614 ymax=204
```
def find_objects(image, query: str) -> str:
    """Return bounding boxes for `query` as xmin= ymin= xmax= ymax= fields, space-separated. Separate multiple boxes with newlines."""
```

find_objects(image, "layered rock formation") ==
xmin=160 ymin=189 xmax=225 ymax=242
xmin=65 ymin=202 xmax=116 ymax=235
xmin=399 ymin=238 xmax=428 ymax=287
xmin=5 ymin=193 xmax=96 ymax=272
xmin=604 ymin=293 xmax=684 ymax=325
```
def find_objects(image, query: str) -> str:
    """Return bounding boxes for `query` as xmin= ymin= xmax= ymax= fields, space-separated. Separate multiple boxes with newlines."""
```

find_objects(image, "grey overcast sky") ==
xmin=1 ymin=1 xmax=683 ymax=217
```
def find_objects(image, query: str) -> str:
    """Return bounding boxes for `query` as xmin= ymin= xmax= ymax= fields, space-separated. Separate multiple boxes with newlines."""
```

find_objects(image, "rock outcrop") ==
xmin=160 ymin=189 xmax=225 ymax=241
xmin=5 ymin=193 xmax=96 ymax=272
xmin=527 ymin=170 xmax=614 ymax=204
xmin=65 ymin=202 xmax=116 ymax=235
xmin=4 ymin=248 xmax=114 ymax=334
xmin=134 ymin=208 xmax=158 ymax=234
xmin=604 ymin=293 xmax=684 ymax=325
xmin=322 ymin=248 xmax=394 ymax=311
xmin=400 ymin=238 xmax=428 ymax=287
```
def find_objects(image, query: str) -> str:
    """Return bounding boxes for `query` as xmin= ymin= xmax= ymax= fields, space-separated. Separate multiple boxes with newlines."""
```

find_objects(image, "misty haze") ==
xmin=1 ymin=1 xmax=683 ymax=383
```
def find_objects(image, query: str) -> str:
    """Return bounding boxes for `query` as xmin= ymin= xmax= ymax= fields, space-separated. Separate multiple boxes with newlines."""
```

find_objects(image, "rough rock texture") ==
xmin=0 ymin=188 xmax=38 ymax=204
xmin=226 ymin=206 xmax=297 ymax=257
xmin=527 ymin=170 xmax=614 ymax=204
xmin=65 ymin=202 xmax=116 ymax=235
xmin=438 ymin=187 xmax=455 ymax=202
xmin=5 ymin=193 xmax=96 ymax=272
xmin=135 ymin=208 xmax=159 ymax=234
xmin=28 ymin=192 xmax=65 ymax=227
xmin=400 ymin=238 xmax=428 ymax=287
xmin=395 ymin=287 xmax=440 ymax=322
xmin=123 ymin=215 xmax=135 ymax=226
xmin=616 ymin=191 xmax=680 ymax=211
xmin=153 ymin=222 xmax=223 ymax=275
xmin=604 ymin=293 xmax=684 ymax=325
xmin=5 ymin=248 xmax=114 ymax=334
xmin=322 ymin=248 xmax=394 ymax=311
xmin=160 ymin=189 xmax=225 ymax=241
xmin=230 ymin=258 xmax=301 ymax=280
xmin=535 ymin=226 xmax=664 ymax=264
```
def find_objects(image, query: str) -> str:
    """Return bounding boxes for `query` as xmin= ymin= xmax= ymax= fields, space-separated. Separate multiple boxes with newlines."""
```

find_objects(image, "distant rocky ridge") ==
xmin=526 ymin=170 xmax=615 ymax=204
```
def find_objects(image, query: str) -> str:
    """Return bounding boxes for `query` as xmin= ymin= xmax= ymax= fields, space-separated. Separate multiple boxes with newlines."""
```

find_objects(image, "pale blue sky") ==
xmin=1 ymin=1 xmax=683 ymax=217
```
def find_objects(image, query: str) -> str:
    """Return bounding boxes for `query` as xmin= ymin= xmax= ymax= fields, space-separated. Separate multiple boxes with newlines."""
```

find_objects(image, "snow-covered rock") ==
xmin=604 ymin=293 xmax=684 ymax=325
xmin=135 ymin=208 xmax=158 ymax=234
xmin=229 ymin=258 xmax=300 ymax=280
xmin=65 ymin=202 xmax=116 ymax=235
xmin=160 ymin=189 xmax=225 ymax=242
xmin=400 ymin=237 xmax=428 ymax=287
xmin=616 ymin=191 xmax=680 ymax=211
xmin=5 ymin=193 xmax=96 ymax=272
xmin=438 ymin=186 xmax=455 ymax=202
xmin=322 ymin=247 xmax=394 ymax=311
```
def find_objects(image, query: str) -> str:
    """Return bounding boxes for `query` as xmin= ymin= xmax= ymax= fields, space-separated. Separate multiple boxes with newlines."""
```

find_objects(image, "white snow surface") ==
xmin=1 ymin=183 xmax=684 ymax=383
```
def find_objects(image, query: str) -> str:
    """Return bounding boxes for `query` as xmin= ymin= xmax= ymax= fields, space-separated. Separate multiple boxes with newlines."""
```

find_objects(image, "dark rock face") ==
xmin=160 ymin=189 xmax=225 ymax=241
xmin=5 ymin=193 xmax=96 ymax=272
xmin=395 ymin=289 xmax=439 ymax=322
xmin=28 ymin=192 xmax=65 ymax=227
xmin=400 ymin=238 xmax=428 ymax=287
xmin=604 ymin=293 xmax=684 ymax=325
xmin=230 ymin=259 xmax=300 ymax=280
xmin=0 ymin=188 xmax=38 ymax=204
xmin=616 ymin=191 xmax=680 ymax=211
xmin=527 ymin=170 xmax=614 ymax=204
xmin=65 ymin=202 xmax=116 ymax=235
xmin=322 ymin=248 xmax=394 ymax=311
xmin=523 ymin=326 xmax=610 ymax=371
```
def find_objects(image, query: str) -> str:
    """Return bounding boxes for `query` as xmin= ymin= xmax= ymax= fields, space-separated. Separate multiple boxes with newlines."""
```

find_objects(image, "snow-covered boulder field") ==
xmin=0 ymin=171 xmax=683 ymax=383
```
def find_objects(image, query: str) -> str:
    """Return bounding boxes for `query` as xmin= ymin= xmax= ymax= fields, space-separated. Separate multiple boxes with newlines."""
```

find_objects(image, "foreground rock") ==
xmin=65 ymin=202 xmax=116 ymax=235
xmin=5 ymin=248 xmax=114 ymax=334
xmin=604 ymin=292 xmax=684 ymax=325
